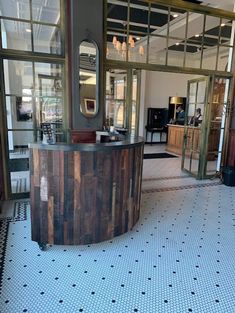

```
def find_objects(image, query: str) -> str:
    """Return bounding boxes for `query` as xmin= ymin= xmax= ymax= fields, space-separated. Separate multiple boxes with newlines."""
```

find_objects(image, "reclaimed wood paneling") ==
xmin=30 ymin=143 xmax=144 ymax=245
xmin=0 ymin=135 xmax=4 ymax=204
xmin=227 ymin=129 xmax=235 ymax=167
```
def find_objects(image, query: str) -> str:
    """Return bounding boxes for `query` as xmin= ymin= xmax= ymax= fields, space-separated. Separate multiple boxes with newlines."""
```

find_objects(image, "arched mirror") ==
xmin=79 ymin=40 xmax=99 ymax=117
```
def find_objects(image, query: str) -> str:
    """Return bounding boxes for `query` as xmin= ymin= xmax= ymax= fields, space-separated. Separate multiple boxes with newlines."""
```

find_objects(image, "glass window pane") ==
xmin=33 ymin=24 xmax=61 ymax=54
xmin=4 ymin=60 xmax=33 ymax=95
xmin=0 ymin=0 xmax=30 ymax=19
xmin=34 ymin=62 xmax=62 ymax=95
xmin=105 ymin=69 xmax=127 ymax=129
xmin=8 ymin=130 xmax=31 ymax=194
xmin=169 ymin=9 xmax=187 ymax=40
xmin=197 ymin=80 xmax=207 ymax=104
xmin=217 ymin=45 xmax=232 ymax=71
xmin=5 ymin=95 xmax=33 ymax=130
xmin=202 ymin=50 xmax=217 ymax=70
xmin=34 ymin=62 xmax=63 ymax=129
xmin=32 ymin=0 xmax=60 ymax=24
xmin=149 ymin=36 xmax=166 ymax=65
xmin=167 ymin=39 xmax=184 ymax=66
xmin=1 ymin=19 xmax=32 ymax=51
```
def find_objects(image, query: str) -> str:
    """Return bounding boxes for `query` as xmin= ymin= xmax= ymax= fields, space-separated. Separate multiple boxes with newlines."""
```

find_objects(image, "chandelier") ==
xmin=111 ymin=35 xmax=145 ymax=57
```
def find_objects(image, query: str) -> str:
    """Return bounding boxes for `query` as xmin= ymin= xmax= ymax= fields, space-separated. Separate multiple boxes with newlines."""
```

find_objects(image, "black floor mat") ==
xmin=143 ymin=153 xmax=178 ymax=159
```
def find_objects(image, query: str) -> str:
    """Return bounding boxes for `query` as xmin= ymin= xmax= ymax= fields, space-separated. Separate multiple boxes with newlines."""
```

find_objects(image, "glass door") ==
xmin=182 ymin=77 xmax=209 ymax=178
xmin=205 ymin=76 xmax=231 ymax=176
xmin=105 ymin=68 xmax=141 ymax=136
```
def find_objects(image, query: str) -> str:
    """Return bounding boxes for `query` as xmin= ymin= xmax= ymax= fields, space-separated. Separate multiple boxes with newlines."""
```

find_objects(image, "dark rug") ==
xmin=144 ymin=153 xmax=178 ymax=159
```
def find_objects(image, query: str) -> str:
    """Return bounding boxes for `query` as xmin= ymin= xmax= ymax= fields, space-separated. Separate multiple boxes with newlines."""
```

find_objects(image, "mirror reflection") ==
xmin=79 ymin=40 xmax=98 ymax=117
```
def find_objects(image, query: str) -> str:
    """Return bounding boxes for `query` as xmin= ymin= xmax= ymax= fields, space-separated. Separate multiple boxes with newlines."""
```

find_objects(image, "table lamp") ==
xmin=170 ymin=96 xmax=183 ymax=120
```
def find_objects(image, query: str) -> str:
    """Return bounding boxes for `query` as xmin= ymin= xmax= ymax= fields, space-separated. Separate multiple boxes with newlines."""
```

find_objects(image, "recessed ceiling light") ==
xmin=195 ymin=34 xmax=200 ymax=37
xmin=25 ymin=28 xmax=31 ymax=33
xmin=136 ymin=37 xmax=140 ymax=41
xmin=221 ymin=23 xmax=226 ymax=27
xmin=176 ymin=42 xmax=180 ymax=46
xmin=173 ymin=14 xmax=179 ymax=18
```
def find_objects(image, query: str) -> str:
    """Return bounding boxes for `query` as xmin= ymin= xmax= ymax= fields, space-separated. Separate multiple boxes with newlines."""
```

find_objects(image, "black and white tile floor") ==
xmin=0 ymin=150 xmax=235 ymax=313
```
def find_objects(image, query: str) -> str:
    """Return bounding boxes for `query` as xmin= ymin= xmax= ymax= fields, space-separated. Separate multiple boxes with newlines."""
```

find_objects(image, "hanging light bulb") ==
xmin=130 ymin=39 xmax=135 ymax=48
xmin=116 ymin=41 xmax=121 ymax=52
xmin=112 ymin=36 xmax=117 ymax=46
xmin=128 ymin=35 xmax=133 ymax=44
xmin=139 ymin=45 xmax=144 ymax=56
xmin=106 ymin=46 xmax=109 ymax=56
xmin=122 ymin=41 xmax=127 ymax=51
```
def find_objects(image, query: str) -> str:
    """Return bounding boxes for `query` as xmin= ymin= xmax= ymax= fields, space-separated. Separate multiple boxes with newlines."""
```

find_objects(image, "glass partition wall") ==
xmin=0 ymin=0 xmax=65 ymax=198
xmin=106 ymin=0 xmax=235 ymax=75
xmin=105 ymin=0 xmax=235 ymax=179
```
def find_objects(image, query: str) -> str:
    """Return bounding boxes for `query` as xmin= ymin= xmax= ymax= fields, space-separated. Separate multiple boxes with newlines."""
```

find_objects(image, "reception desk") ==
xmin=29 ymin=137 xmax=144 ymax=248
xmin=166 ymin=124 xmax=220 ymax=160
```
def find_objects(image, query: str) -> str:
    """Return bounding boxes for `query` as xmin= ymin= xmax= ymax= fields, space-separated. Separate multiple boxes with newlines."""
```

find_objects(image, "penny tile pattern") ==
xmin=0 ymin=151 xmax=235 ymax=313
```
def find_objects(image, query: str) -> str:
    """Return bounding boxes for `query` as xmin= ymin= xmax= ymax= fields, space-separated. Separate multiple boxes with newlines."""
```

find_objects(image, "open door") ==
xmin=182 ymin=75 xmax=231 ymax=179
xmin=182 ymin=77 xmax=209 ymax=178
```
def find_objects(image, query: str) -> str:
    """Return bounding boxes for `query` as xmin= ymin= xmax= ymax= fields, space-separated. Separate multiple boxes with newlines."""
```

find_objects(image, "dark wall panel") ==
xmin=69 ymin=0 xmax=104 ymax=130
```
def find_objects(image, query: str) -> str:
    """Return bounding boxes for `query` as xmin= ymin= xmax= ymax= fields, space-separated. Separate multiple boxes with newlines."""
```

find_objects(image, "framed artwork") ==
xmin=84 ymin=98 xmax=96 ymax=115
xmin=16 ymin=96 xmax=32 ymax=121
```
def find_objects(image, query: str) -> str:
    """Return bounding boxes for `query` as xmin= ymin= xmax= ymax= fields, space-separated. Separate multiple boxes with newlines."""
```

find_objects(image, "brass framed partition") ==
xmin=0 ymin=0 xmax=67 ymax=199
xmin=105 ymin=0 xmax=235 ymax=179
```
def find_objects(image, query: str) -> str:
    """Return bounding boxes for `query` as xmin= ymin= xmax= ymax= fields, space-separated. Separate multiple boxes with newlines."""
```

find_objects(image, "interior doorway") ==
xmin=138 ymin=70 xmax=231 ymax=179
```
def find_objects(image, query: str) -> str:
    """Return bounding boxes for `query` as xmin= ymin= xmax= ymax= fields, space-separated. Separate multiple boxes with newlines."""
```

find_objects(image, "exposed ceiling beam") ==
xmin=108 ymin=0 xmax=181 ymax=15
xmin=107 ymin=18 xmax=159 ymax=30
xmin=142 ymin=0 xmax=235 ymax=19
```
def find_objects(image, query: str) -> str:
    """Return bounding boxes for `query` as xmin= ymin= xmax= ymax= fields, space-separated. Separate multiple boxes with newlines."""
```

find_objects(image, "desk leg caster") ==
xmin=38 ymin=242 xmax=47 ymax=251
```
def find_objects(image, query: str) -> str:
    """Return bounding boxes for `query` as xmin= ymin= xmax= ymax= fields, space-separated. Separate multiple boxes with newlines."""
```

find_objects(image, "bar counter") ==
xmin=29 ymin=137 xmax=144 ymax=248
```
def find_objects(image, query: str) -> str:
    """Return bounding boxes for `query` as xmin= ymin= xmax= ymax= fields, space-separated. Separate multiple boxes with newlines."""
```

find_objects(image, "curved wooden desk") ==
xmin=29 ymin=137 xmax=144 ymax=248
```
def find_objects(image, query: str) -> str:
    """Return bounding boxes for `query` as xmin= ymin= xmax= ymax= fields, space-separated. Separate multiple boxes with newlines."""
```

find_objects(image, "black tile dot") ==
xmin=215 ymin=299 xmax=219 ymax=303
xmin=79 ymin=309 xmax=83 ymax=312
xmin=5 ymin=300 xmax=9 ymax=303
xmin=72 ymin=284 xmax=76 ymax=287
xmin=91 ymin=291 xmax=95 ymax=295
xmin=142 ymin=292 xmax=146 ymax=295
xmin=40 ymin=292 xmax=45 ymax=295
xmin=112 ymin=300 xmax=116 ymax=303
xmin=23 ymin=310 xmax=27 ymax=312
xmin=164 ymin=300 xmax=168 ymax=303
xmin=121 ymin=284 xmax=124 ymax=287
xmin=59 ymin=300 xmax=63 ymax=303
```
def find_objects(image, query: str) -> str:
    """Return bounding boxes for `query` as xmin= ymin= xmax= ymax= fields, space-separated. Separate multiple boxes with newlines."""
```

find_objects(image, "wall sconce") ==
xmin=170 ymin=96 xmax=183 ymax=120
